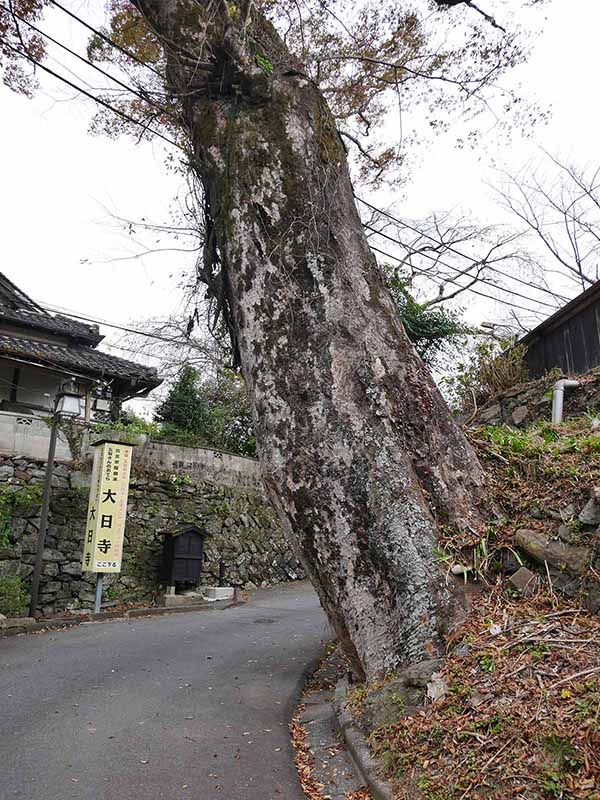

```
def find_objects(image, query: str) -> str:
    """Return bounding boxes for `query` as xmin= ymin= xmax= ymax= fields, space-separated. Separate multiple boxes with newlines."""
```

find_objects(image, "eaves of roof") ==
xmin=0 ymin=334 xmax=162 ymax=393
xmin=519 ymin=281 xmax=600 ymax=346
xmin=0 ymin=306 xmax=102 ymax=345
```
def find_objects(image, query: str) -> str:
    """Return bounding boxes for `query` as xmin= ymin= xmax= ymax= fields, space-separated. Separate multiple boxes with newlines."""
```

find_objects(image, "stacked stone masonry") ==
xmin=468 ymin=371 xmax=600 ymax=430
xmin=0 ymin=452 xmax=304 ymax=616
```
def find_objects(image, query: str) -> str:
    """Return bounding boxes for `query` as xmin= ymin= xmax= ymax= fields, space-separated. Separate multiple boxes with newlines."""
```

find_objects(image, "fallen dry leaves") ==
xmin=368 ymin=589 xmax=600 ymax=799
xmin=290 ymin=705 xmax=331 ymax=800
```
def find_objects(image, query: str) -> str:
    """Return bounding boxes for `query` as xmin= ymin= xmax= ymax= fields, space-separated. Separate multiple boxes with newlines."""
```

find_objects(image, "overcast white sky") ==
xmin=0 ymin=0 xmax=598 ymax=403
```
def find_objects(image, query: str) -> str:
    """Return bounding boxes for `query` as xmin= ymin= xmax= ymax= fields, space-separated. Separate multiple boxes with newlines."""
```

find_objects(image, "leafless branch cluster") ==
xmin=494 ymin=153 xmax=600 ymax=293
xmin=362 ymin=204 xmax=565 ymax=320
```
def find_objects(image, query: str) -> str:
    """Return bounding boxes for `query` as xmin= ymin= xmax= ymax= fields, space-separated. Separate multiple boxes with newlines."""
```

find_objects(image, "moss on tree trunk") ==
xmin=138 ymin=0 xmax=489 ymax=680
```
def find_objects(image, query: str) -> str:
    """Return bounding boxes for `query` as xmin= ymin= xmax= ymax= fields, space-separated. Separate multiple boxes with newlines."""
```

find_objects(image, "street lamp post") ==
xmin=28 ymin=381 xmax=83 ymax=618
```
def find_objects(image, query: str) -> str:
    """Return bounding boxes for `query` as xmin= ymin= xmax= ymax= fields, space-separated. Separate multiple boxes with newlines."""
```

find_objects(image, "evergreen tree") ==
xmin=154 ymin=365 xmax=211 ymax=437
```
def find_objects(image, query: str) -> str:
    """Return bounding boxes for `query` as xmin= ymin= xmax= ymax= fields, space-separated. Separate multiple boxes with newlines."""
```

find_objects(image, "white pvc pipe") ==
xmin=552 ymin=379 xmax=580 ymax=424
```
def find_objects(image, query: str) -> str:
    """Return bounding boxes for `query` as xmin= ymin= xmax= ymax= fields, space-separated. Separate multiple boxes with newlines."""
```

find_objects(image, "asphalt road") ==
xmin=0 ymin=582 xmax=329 ymax=800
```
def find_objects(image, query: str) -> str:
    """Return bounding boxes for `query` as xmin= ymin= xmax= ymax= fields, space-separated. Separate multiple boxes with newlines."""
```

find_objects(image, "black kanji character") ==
xmin=100 ymin=514 xmax=113 ymax=529
xmin=84 ymin=552 xmax=91 ymax=566
xmin=89 ymin=506 xmax=96 ymax=520
xmin=87 ymin=529 xmax=94 ymax=544
xmin=97 ymin=539 xmax=111 ymax=554
xmin=102 ymin=489 xmax=117 ymax=504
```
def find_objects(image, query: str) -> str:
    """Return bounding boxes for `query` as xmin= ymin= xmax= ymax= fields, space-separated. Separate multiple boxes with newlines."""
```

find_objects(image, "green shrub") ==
xmin=0 ymin=575 xmax=28 ymax=617
xmin=91 ymin=413 xmax=159 ymax=438
xmin=384 ymin=266 xmax=471 ymax=368
xmin=0 ymin=485 xmax=42 ymax=550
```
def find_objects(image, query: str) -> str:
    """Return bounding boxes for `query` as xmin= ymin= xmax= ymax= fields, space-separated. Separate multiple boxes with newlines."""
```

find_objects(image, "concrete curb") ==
xmin=285 ymin=643 xmax=331 ymax=722
xmin=0 ymin=599 xmax=241 ymax=639
xmin=333 ymin=679 xmax=395 ymax=800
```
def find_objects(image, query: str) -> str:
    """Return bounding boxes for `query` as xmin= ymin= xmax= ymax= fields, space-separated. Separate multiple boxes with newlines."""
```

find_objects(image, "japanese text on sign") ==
xmin=81 ymin=442 xmax=132 ymax=574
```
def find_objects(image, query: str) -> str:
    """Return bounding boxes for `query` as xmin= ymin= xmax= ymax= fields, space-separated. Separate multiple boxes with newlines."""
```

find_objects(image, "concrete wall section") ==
xmin=0 ymin=420 xmax=262 ymax=492
xmin=135 ymin=440 xmax=262 ymax=491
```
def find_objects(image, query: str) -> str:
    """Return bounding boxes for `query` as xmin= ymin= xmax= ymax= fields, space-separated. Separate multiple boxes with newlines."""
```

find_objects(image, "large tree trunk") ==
xmin=138 ymin=0 xmax=489 ymax=680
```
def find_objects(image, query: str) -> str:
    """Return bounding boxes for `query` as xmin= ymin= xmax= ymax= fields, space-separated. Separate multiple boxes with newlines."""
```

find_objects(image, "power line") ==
xmin=368 ymin=243 xmax=545 ymax=316
xmin=1 ymin=15 xmax=552 ymax=320
xmin=4 ymin=5 xmax=560 ymax=318
xmin=2 ymin=2 xmax=169 ymax=115
xmin=357 ymin=196 xmax=571 ymax=305
xmin=364 ymin=221 xmax=559 ymax=311
xmin=40 ymin=301 xmax=206 ymax=350
xmin=0 ymin=36 xmax=181 ymax=150
xmin=47 ymin=0 xmax=164 ymax=80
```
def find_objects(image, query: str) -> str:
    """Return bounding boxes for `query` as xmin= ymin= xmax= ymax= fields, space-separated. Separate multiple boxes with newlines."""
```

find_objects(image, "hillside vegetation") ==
xmin=351 ymin=404 xmax=600 ymax=800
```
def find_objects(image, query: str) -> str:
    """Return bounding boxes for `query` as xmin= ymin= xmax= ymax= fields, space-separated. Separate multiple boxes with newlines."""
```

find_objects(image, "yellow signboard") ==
xmin=81 ymin=442 xmax=133 ymax=573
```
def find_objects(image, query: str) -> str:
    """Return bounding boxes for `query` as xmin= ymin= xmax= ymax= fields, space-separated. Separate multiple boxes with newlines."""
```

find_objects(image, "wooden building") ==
xmin=521 ymin=282 xmax=600 ymax=378
xmin=0 ymin=272 xmax=161 ymax=435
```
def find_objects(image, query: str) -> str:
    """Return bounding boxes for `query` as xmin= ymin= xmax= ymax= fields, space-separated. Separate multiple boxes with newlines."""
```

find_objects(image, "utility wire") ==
xmin=1 ymin=12 xmax=553 ymax=320
xmin=40 ymin=302 xmax=207 ymax=350
xmin=47 ymin=0 xmax=164 ymax=79
xmin=365 ymin=222 xmax=559 ymax=311
xmin=357 ymin=196 xmax=571 ymax=304
xmin=2 ymin=2 xmax=169 ymax=114
xmin=14 ymin=0 xmax=568 ymax=311
xmin=6 ymin=4 xmax=566 ymax=316
xmin=368 ymin=244 xmax=544 ymax=316
xmin=0 ymin=36 xmax=181 ymax=150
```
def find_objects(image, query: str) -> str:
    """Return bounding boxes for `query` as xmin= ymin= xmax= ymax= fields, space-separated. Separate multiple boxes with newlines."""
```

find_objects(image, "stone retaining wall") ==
xmin=0 ymin=455 xmax=303 ymax=616
xmin=467 ymin=371 xmax=600 ymax=429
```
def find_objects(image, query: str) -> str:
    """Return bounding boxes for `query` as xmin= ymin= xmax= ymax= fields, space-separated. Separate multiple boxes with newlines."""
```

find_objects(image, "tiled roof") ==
xmin=0 ymin=334 xmax=161 ymax=391
xmin=0 ymin=273 xmax=43 ymax=311
xmin=0 ymin=306 xmax=102 ymax=344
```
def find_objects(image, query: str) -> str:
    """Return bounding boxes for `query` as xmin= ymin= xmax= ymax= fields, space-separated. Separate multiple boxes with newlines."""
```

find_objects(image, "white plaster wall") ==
xmin=0 ymin=412 xmax=72 ymax=461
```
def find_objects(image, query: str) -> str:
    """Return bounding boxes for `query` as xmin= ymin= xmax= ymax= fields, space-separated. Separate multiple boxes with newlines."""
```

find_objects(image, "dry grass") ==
xmin=356 ymin=415 xmax=600 ymax=799
xmin=369 ymin=590 xmax=600 ymax=799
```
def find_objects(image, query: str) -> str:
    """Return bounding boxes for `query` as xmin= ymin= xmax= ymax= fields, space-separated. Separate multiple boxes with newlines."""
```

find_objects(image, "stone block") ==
xmin=70 ymin=471 xmax=90 ymax=490
xmin=202 ymin=586 xmax=234 ymax=601
xmin=511 ymin=405 xmax=529 ymax=426
xmin=479 ymin=403 xmax=501 ymax=423
xmin=2 ymin=616 xmax=36 ymax=630
xmin=0 ymin=544 xmax=22 ymax=559
xmin=61 ymin=562 xmax=83 ymax=576
xmin=10 ymin=518 xmax=28 ymax=537
xmin=548 ymin=503 xmax=576 ymax=521
xmin=19 ymin=534 xmax=39 ymax=554
xmin=579 ymin=496 xmax=600 ymax=526
xmin=0 ymin=465 xmax=14 ymax=480
xmin=515 ymin=528 xmax=590 ymax=574
xmin=557 ymin=524 xmax=579 ymax=545
xmin=42 ymin=548 xmax=64 ymax=562
xmin=508 ymin=567 xmax=540 ymax=597
xmin=163 ymin=594 xmax=204 ymax=608
xmin=0 ymin=560 xmax=32 ymax=579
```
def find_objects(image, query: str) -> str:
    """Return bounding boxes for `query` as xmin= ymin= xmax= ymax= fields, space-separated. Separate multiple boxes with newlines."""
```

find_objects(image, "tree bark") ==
xmin=137 ymin=0 xmax=489 ymax=680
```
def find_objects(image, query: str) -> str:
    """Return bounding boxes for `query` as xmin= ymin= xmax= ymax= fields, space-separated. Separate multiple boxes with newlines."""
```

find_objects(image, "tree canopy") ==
xmin=1 ymin=0 xmax=548 ymax=184
xmin=154 ymin=364 xmax=256 ymax=456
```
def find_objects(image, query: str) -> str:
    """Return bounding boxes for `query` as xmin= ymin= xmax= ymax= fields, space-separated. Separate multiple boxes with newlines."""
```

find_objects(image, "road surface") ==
xmin=0 ymin=582 xmax=329 ymax=800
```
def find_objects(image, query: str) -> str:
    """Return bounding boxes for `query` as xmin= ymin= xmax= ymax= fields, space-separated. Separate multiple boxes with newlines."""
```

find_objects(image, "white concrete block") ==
xmin=202 ymin=586 xmax=234 ymax=601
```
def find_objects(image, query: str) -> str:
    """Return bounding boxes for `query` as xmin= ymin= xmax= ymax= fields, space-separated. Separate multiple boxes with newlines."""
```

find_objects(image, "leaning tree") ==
xmin=0 ymin=0 xmax=547 ymax=678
